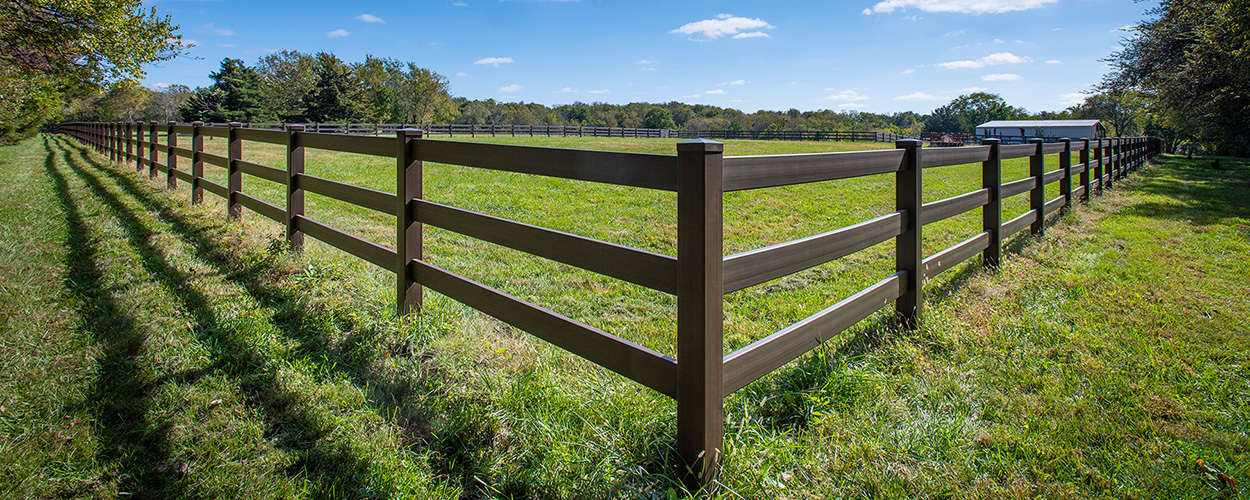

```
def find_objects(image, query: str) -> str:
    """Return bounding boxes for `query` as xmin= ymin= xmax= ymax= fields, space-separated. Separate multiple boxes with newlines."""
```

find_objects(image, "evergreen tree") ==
xmin=210 ymin=58 xmax=269 ymax=122
xmin=302 ymin=53 xmax=364 ymax=123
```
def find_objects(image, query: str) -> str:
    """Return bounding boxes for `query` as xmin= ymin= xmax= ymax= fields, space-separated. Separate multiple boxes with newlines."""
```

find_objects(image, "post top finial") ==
xmin=677 ymin=138 xmax=724 ymax=153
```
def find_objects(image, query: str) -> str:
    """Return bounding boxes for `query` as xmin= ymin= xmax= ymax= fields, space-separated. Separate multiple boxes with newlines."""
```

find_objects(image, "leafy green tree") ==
xmin=642 ymin=107 xmax=676 ymax=129
xmin=924 ymin=93 xmax=1027 ymax=133
xmin=0 ymin=0 xmax=182 ymax=142
xmin=255 ymin=50 xmax=317 ymax=122
xmin=210 ymin=58 xmax=270 ymax=122
xmin=179 ymin=87 xmax=226 ymax=122
xmin=1104 ymin=0 xmax=1250 ymax=155
xmin=302 ymin=53 xmax=365 ymax=123
xmin=1070 ymin=90 xmax=1143 ymax=137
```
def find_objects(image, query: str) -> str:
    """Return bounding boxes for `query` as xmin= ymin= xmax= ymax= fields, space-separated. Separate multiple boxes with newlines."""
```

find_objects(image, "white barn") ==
xmin=976 ymin=119 xmax=1105 ymax=140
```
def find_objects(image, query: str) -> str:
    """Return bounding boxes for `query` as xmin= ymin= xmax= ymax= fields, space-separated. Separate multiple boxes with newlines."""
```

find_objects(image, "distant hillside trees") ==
xmin=924 ymin=93 xmax=1028 ymax=134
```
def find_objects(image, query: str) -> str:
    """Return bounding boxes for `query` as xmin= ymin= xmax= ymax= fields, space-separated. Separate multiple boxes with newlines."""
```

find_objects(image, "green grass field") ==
xmin=1 ymin=134 xmax=1246 ymax=498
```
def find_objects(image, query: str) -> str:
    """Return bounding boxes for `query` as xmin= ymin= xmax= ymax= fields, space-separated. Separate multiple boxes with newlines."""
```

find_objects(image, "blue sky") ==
xmin=139 ymin=0 xmax=1147 ymax=114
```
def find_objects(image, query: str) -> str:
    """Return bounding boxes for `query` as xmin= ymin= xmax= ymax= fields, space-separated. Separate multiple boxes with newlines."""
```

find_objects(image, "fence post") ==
xmin=981 ymin=138 xmax=1002 ymax=268
xmin=148 ymin=121 xmax=159 ymax=179
xmin=895 ymin=139 xmax=923 ymax=327
xmin=396 ymin=128 xmax=423 ymax=315
xmin=135 ymin=121 xmax=144 ymax=172
xmin=1059 ymin=138 xmax=1072 ymax=208
xmin=1092 ymin=139 xmax=1104 ymax=194
xmin=675 ymin=139 xmax=724 ymax=490
xmin=285 ymin=124 xmax=306 ymax=251
xmin=1029 ymin=138 xmax=1045 ymax=234
xmin=227 ymin=122 xmax=243 ymax=220
xmin=191 ymin=121 xmax=205 ymax=204
xmin=166 ymin=121 xmax=177 ymax=189
xmin=1079 ymin=138 xmax=1091 ymax=201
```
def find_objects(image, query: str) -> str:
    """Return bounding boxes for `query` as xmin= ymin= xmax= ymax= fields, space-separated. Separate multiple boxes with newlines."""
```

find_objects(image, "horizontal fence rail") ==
xmin=55 ymin=120 xmax=1161 ymax=490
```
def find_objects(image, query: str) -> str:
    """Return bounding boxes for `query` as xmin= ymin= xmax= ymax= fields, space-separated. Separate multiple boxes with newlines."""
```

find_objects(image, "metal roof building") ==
xmin=976 ymin=119 xmax=1105 ymax=140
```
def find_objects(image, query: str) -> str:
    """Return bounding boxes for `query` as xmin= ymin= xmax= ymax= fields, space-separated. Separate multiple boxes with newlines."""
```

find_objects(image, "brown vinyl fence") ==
xmin=54 ymin=120 xmax=1160 ymax=489
xmin=676 ymin=129 xmax=902 ymax=142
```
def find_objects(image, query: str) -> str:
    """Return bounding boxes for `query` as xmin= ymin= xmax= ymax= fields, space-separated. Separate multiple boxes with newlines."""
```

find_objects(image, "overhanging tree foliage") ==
xmin=1105 ymin=0 xmax=1250 ymax=155
xmin=0 ymin=0 xmax=182 ymax=142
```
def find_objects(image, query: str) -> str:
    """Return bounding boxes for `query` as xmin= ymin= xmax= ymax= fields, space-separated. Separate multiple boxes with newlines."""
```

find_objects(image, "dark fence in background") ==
xmin=189 ymin=121 xmax=903 ymax=142
xmin=55 ymin=120 xmax=1160 ymax=489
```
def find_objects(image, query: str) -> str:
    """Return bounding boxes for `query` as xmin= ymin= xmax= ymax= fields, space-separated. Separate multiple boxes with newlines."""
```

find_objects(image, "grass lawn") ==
xmin=1 ymin=133 xmax=1245 ymax=498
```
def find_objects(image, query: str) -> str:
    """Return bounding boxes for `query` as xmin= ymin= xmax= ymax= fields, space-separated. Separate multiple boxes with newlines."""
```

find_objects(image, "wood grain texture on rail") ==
xmin=235 ymin=159 xmax=286 ymax=184
xmin=300 ymin=132 xmax=395 ymax=157
xmin=236 ymin=128 xmax=287 ymax=145
xmin=416 ymin=139 xmax=678 ymax=191
xmin=1002 ymin=209 xmax=1036 ymax=238
xmin=722 ymin=271 xmax=907 ymax=395
xmin=922 ymin=189 xmax=989 ymax=225
xmin=415 ymin=199 xmax=678 ymax=294
xmin=293 ymin=216 xmax=395 ymax=269
xmin=236 ymin=192 xmax=285 ymax=223
xmin=920 ymin=145 xmax=991 ymax=169
xmin=296 ymin=174 xmax=397 ymax=215
xmin=410 ymin=259 xmax=679 ymax=398
xmin=722 ymin=149 xmax=905 ymax=191
xmin=1001 ymin=177 xmax=1036 ymax=199
xmin=722 ymin=211 xmax=905 ymax=294
xmin=923 ymin=232 xmax=990 ymax=279
xmin=1000 ymin=144 xmax=1037 ymax=159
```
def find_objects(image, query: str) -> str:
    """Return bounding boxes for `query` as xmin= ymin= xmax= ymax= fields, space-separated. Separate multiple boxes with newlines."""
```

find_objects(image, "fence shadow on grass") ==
xmin=54 ymin=137 xmax=663 ymax=498
xmin=43 ymin=136 xmax=187 ymax=498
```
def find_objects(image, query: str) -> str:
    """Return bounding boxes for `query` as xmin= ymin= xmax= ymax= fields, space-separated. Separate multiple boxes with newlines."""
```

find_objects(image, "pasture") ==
xmin=1 ymin=133 xmax=1245 ymax=498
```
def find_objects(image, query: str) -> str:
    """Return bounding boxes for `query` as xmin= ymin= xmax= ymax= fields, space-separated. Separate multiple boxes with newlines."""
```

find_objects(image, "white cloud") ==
xmin=938 ymin=51 xmax=1030 ymax=69
xmin=326 ymin=29 xmax=349 ymax=38
xmin=837 ymin=102 xmax=868 ymax=109
xmin=1053 ymin=27 xmax=1063 ymax=31
xmin=218 ymin=43 xmax=236 ymax=48
xmin=451 ymin=1 xmax=468 ymax=6
xmin=152 ymin=83 xmax=170 ymax=90
xmin=202 ymin=23 xmax=236 ymax=36
xmin=961 ymin=86 xmax=988 ymax=92
xmin=706 ymin=89 xmax=725 ymax=95
xmin=733 ymin=31 xmax=772 ymax=39
xmin=1046 ymin=59 xmax=1061 ymax=64
xmin=902 ymin=69 xmax=915 ymax=74
xmin=993 ymin=38 xmax=1005 ymax=44
xmin=474 ymin=57 xmax=514 ymax=66
xmin=1112 ymin=24 xmax=1136 ymax=32
xmin=864 ymin=0 xmax=1057 ymax=15
xmin=945 ymin=29 xmax=966 ymax=36
xmin=718 ymin=80 xmax=746 ymax=86
xmin=499 ymin=84 xmax=523 ymax=93
xmin=826 ymin=89 xmax=870 ymax=101
xmin=356 ymin=13 xmax=384 ymax=23
xmin=982 ymin=73 xmax=1021 ymax=81
xmin=559 ymin=87 xmax=576 ymax=93
xmin=639 ymin=67 xmax=657 ymax=71
xmin=587 ymin=89 xmax=610 ymax=94
xmin=903 ymin=15 xmax=921 ymax=21
xmin=670 ymin=14 xmax=775 ymax=40
xmin=637 ymin=59 xmax=657 ymax=64
xmin=455 ymin=72 xmax=468 ymax=77
xmin=181 ymin=38 xmax=200 ymax=48
xmin=1058 ymin=92 xmax=1086 ymax=106
xmin=895 ymin=92 xmax=940 ymax=101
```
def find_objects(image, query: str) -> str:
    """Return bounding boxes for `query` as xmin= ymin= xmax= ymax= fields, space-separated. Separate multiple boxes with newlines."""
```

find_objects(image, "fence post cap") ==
xmin=167 ymin=121 xmax=177 ymax=126
xmin=677 ymin=138 xmax=723 ymax=153
xmin=1028 ymin=137 xmax=1045 ymax=143
xmin=980 ymin=138 xmax=1001 ymax=145
xmin=287 ymin=123 xmax=305 ymax=132
xmin=399 ymin=128 xmax=423 ymax=137
xmin=192 ymin=121 xmax=204 ymax=126
xmin=895 ymin=138 xmax=922 ymax=148
xmin=228 ymin=122 xmax=243 ymax=128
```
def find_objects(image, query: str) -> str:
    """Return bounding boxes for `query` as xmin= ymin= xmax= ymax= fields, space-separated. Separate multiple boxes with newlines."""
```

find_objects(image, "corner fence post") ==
xmin=135 ymin=122 xmax=145 ymax=172
xmin=227 ymin=122 xmax=243 ymax=220
xmin=149 ymin=121 xmax=159 ymax=179
xmin=981 ymin=138 xmax=1002 ymax=268
xmin=1060 ymin=138 xmax=1072 ymax=209
xmin=1079 ymin=138 xmax=1091 ymax=201
xmin=167 ymin=121 xmax=177 ymax=189
xmin=396 ymin=128 xmax=423 ymax=315
xmin=895 ymin=139 xmax=923 ymax=327
xmin=675 ymin=139 xmax=724 ymax=491
xmin=286 ymin=124 xmax=306 ymax=251
xmin=1029 ymin=138 xmax=1045 ymax=235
